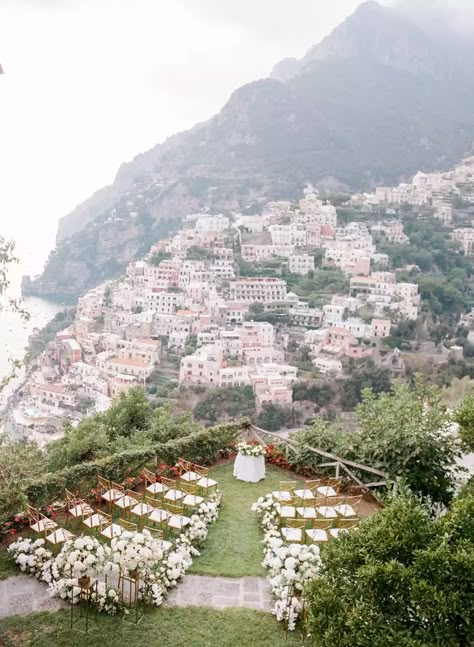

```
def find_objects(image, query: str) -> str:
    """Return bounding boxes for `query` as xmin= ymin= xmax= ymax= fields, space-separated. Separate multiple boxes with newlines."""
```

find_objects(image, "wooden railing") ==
xmin=239 ymin=424 xmax=390 ymax=500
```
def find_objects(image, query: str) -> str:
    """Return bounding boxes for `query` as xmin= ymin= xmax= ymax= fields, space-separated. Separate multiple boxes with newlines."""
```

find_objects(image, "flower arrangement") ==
xmin=54 ymin=536 xmax=111 ymax=580
xmin=236 ymin=441 xmax=267 ymax=457
xmin=109 ymin=529 xmax=164 ymax=578
xmin=252 ymin=493 xmax=321 ymax=631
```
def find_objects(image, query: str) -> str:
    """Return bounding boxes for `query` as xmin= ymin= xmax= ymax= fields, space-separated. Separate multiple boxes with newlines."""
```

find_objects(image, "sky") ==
xmin=1 ymin=0 xmax=473 ymax=275
xmin=0 ymin=0 xmax=364 ymax=274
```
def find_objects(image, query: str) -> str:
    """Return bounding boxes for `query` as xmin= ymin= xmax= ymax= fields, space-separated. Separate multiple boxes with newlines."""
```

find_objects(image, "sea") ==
xmin=0 ymin=239 xmax=63 ymax=411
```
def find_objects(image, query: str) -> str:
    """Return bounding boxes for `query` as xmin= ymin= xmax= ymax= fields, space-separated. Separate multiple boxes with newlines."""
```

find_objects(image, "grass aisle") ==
xmin=190 ymin=461 xmax=302 ymax=577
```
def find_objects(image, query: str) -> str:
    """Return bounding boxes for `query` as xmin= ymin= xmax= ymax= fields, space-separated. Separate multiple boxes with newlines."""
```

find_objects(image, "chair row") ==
xmin=272 ymin=478 xmax=344 ymax=507
xmin=277 ymin=495 xmax=362 ymax=525
xmin=281 ymin=517 xmax=359 ymax=544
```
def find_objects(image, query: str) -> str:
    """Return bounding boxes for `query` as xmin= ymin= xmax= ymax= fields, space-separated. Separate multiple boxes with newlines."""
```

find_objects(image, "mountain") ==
xmin=27 ymin=0 xmax=474 ymax=297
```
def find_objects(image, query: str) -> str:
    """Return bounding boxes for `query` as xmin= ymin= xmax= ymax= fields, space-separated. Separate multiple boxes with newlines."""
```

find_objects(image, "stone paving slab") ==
xmin=165 ymin=574 xmax=273 ymax=612
xmin=0 ymin=575 xmax=66 ymax=619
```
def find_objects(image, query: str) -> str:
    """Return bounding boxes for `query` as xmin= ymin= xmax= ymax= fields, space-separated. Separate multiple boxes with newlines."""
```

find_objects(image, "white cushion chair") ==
xmin=181 ymin=470 xmax=200 ymax=483
xmin=316 ymin=485 xmax=337 ymax=498
xmin=296 ymin=506 xmax=318 ymax=520
xmin=305 ymin=520 xmax=332 ymax=543
xmin=333 ymin=503 xmax=356 ymax=518
xmin=293 ymin=488 xmax=314 ymax=501
xmin=164 ymin=488 xmax=185 ymax=503
xmin=83 ymin=511 xmax=107 ymax=530
xmin=131 ymin=500 xmax=155 ymax=520
xmin=146 ymin=481 xmax=169 ymax=496
xmin=114 ymin=491 xmax=139 ymax=515
xmin=316 ymin=505 xmax=337 ymax=519
xmin=183 ymin=492 xmax=204 ymax=508
xmin=99 ymin=513 xmax=123 ymax=540
xmin=68 ymin=501 xmax=94 ymax=519
xmin=279 ymin=505 xmax=297 ymax=519
xmin=167 ymin=513 xmax=191 ymax=531
xmin=148 ymin=506 xmax=169 ymax=524
xmin=46 ymin=527 xmax=75 ymax=549
xmin=280 ymin=519 xmax=306 ymax=543
xmin=31 ymin=515 xmax=58 ymax=534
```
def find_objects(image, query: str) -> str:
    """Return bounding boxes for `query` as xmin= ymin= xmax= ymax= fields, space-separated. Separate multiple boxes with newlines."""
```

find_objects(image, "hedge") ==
xmin=23 ymin=419 xmax=247 ymax=510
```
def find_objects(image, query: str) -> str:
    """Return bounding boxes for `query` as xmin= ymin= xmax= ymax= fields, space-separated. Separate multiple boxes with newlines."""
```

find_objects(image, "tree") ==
xmin=355 ymin=380 xmax=460 ymax=504
xmin=0 ymin=435 xmax=45 ymax=522
xmin=194 ymin=386 xmax=255 ymax=425
xmin=1 ymin=237 xmax=30 ymax=388
xmin=340 ymin=364 xmax=392 ymax=410
xmin=256 ymin=403 xmax=293 ymax=431
xmin=305 ymin=493 xmax=474 ymax=647
xmin=453 ymin=391 xmax=474 ymax=452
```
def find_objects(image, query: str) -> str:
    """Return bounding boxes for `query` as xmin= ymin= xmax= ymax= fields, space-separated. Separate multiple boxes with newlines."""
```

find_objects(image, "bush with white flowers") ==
xmin=236 ymin=442 xmax=267 ymax=457
xmin=252 ymin=493 xmax=321 ymax=631
xmin=7 ymin=538 xmax=52 ymax=579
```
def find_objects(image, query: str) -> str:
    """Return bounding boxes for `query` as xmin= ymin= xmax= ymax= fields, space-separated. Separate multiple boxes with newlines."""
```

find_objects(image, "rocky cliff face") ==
xmin=28 ymin=0 xmax=474 ymax=298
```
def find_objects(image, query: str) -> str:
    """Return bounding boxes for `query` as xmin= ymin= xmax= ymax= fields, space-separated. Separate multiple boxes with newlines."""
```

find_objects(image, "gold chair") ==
xmin=329 ymin=518 xmax=359 ymax=539
xmin=281 ymin=518 xmax=306 ymax=544
xmin=65 ymin=489 xmax=94 ymax=527
xmin=294 ymin=479 xmax=321 ymax=502
xmin=316 ymin=477 xmax=342 ymax=501
xmin=181 ymin=483 xmax=204 ymax=510
xmin=305 ymin=519 xmax=332 ymax=544
xmin=146 ymin=496 xmax=169 ymax=534
xmin=114 ymin=489 xmax=139 ymax=517
xmin=130 ymin=494 xmax=154 ymax=529
xmin=277 ymin=495 xmax=297 ymax=525
xmin=272 ymin=480 xmax=297 ymax=504
xmin=194 ymin=464 xmax=217 ymax=495
xmin=99 ymin=511 xmax=123 ymax=540
xmin=334 ymin=495 xmax=362 ymax=519
xmin=82 ymin=508 xmax=108 ymax=534
xmin=118 ymin=518 xmax=138 ymax=533
xmin=166 ymin=503 xmax=191 ymax=533
xmin=296 ymin=494 xmax=318 ymax=521
xmin=45 ymin=526 xmax=75 ymax=553
xmin=97 ymin=476 xmax=123 ymax=511
xmin=142 ymin=468 xmax=169 ymax=499
xmin=143 ymin=525 xmax=173 ymax=552
xmin=143 ymin=525 xmax=163 ymax=540
xmin=177 ymin=457 xmax=200 ymax=483
xmin=162 ymin=477 xmax=185 ymax=505
xmin=26 ymin=504 xmax=58 ymax=536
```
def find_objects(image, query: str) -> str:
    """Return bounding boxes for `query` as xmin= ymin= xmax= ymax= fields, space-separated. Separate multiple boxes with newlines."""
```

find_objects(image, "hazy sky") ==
xmin=1 ymin=0 xmax=472 ymax=274
xmin=0 ymin=0 xmax=365 ymax=273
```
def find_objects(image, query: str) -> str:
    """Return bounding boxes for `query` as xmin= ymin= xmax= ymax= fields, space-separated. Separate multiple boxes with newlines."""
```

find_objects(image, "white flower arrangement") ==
xmin=54 ymin=536 xmax=111 ymax=579
xmin=236 ymin=442 xmax=267 ymax=457
xmin=252 ymin=493 xmax=321 ymax=631
xmin=8 ymin=490 xmax=223 ymax=616
xmin=108 ymin=529 xmax=164 ymax=577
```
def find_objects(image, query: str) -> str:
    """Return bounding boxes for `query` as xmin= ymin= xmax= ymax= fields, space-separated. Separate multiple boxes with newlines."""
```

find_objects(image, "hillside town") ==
xmin=8 ymin=157 xmax=474 ymax=443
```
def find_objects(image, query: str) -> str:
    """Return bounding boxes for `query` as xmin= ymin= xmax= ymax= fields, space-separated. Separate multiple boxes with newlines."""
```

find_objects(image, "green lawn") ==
xmin=190 ymin=461 xmax=301 ymax=577
xmin=0 ymin=607 xmax=301 ymax=647
xmin=0 ymin=548 xmax=16 ymax=580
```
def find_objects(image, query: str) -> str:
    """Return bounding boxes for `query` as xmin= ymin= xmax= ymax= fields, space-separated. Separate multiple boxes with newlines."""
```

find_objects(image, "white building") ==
xmin=288 ymin=254 xmax=315 ymax=275
xmin=229 ymin=278 xmax=287 ymax=303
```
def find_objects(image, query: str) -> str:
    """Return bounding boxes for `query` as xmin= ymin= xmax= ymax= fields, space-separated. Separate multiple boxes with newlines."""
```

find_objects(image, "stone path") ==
xmin=0 ymin=575 xmax=66 ymax=619
xmin=165 ymin=574 xmax=272 ymax=612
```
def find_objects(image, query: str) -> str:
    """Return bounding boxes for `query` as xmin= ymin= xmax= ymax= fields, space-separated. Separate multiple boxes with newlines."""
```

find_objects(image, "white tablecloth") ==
xmin=233 ymin=453 xmax=266 ymax=483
